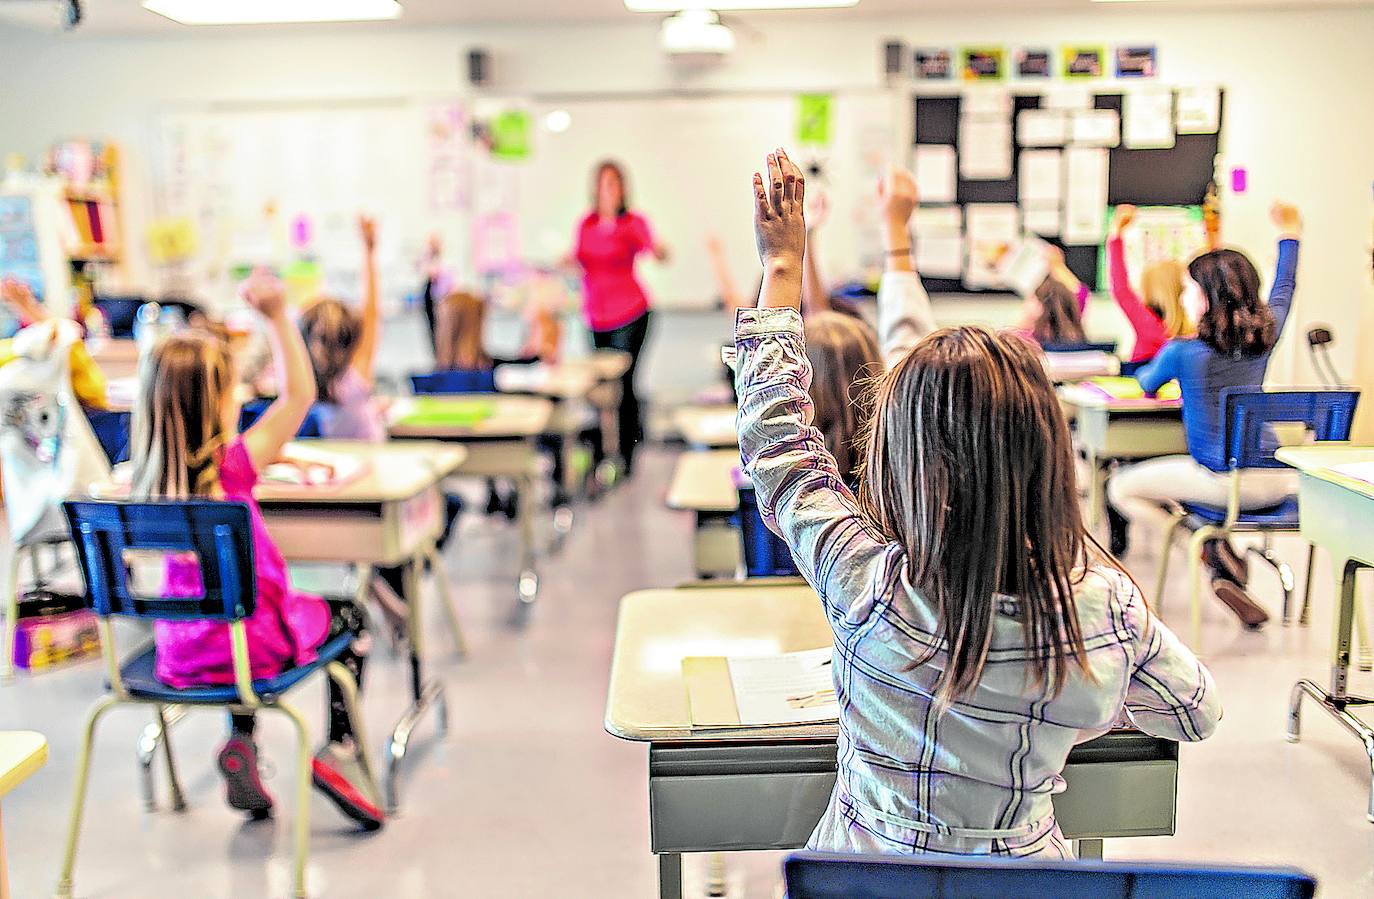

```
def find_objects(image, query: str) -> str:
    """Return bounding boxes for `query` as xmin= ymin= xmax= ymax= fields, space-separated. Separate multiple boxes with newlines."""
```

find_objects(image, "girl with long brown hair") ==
xmin=736 ymin=148 xmax=1218 ymax=859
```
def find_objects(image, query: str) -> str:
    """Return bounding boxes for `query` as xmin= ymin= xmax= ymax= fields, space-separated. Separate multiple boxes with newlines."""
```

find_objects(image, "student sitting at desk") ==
xmin=1107 ymin=203 xmax=1303 ymax=628
xmin=1107 ymin=205 xmax=1192 ymax=367
xmin=735 ymin=148 xmax=1218 ymax=859
xmin=136 ymin=271 xmax=384 ymax=830
xmin=1013 ymin=245 xmax=1090 ymax=349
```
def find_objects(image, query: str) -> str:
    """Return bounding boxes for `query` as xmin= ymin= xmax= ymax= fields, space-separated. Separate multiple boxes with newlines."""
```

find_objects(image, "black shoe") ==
xmin=1106 ymin=503 xmax=1130 ymax=557
xmin=1202 ymin=539 xmax=1249 ymax=587
xmin=1212 ymin=577 xmax=1269 ymax=630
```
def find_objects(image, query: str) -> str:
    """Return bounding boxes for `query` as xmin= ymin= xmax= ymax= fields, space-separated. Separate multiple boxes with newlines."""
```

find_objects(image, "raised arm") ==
xmin=1107 ymin=205 xmax=1169 ymax=351
xmin=1045 ymin=244 xmax=1089 ymax=316
xmin=876 ymin=165 xmax=935 ymax=366
xmin=801 ymin=192 xmax=830 ymax=315
xmin=1119 ymin=580 xmax=1222 ymax=741
xmin=704 ymin=234 xmax=748 ymax=312
xmin=1267 ymin=202 xmax=1302 ymax=337
xmin=739 ymin=149 xmax=892 ymax=628
xmin=350 ymin=215 xmax=381 ymax=384
xmin=241 ymin=272 xmax=314 ymax=471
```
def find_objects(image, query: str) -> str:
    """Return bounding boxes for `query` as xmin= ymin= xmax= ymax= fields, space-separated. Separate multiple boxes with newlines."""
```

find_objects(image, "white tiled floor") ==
xmin=4 ymin=435 xmax=1374 ymax=895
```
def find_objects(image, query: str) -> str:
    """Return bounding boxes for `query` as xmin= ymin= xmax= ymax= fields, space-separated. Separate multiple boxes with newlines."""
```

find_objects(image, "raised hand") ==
xmin=0 ymin=278 xmax=46 ymax=323
xmin=359 ymin=215 xmax=378 ymax=252
xmin=753 ymin=148 xmax=806 ymax=270
xmin=878 ymin=165 xmax=919 ymax=231
xmin=1111 ymin=204 xmax=1138 ymax=236
xmin=241 ymin=268 xmax=288 ymax=320
xmin=1270 ymin=202 xmax=1302 ymax=238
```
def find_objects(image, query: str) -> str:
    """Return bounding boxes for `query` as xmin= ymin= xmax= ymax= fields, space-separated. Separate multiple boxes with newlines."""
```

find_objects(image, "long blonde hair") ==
xmin=857 ymin=327 xmax=1094 ymax=709
xmin=298 ymin=297 xmax=361 ymax=402
xmin=805 ymin=311 xmax=882 ymax=482
xmin=130 ymin=331 xmax=233 ymax=499
xmin=1140 ymin=260 xmax=1191 ymax=338
xmin=435 ymin=291 xmax=492 ymax=371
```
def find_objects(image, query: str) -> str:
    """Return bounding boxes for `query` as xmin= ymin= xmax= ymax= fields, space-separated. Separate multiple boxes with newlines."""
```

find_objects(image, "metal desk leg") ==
xmin=514 ymin=469 xmax=540 ymax=618
xmin=427 ymin=545 xmax=467 ymax=657
xmin=658 ymin=852 xmax=683 ymax=899
xmin=1288 ymin=559 xmax=1374 ymax=822
xmin=1074 ymin=838 xmax=1104 ymax=860
xmin=385 ymin=555 xmax=450 ymax=814
xmin=1085 ymin=447 xmax=1104 ymax=529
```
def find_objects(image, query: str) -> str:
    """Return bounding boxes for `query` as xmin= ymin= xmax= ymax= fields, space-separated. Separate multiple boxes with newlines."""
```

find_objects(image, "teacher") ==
xmin=573 ymin=160 xmax=668 ymax=476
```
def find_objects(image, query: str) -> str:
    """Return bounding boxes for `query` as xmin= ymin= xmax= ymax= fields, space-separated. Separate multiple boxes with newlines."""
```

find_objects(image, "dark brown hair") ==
xmin=592 ymin=160 xmax=629 ymax=217
xmin=857 ymin=327 xmax=1093 ymax=708
xmin=804 ymin=311 xmax=882 ymax=482
xmin=1189 ymin=248 xmax=1276 ymax=358
xmin=1032 ymin=276 xmax=1086 ymax=345
xmin=298 ymin=298 xmax=361 ymax=402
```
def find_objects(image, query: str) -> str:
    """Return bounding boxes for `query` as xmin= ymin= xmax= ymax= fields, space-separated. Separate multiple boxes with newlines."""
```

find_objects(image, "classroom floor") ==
xmin=5 ymin=430 xmax=1374 ymax=896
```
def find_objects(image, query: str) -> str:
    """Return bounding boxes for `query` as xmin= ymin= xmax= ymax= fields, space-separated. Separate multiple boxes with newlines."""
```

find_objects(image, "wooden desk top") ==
xmin=1277 ymin=445 xmax=1374 ymax=500
xmin=495 ymin=363 xmax=596 ymax=400
xmin=667 ymin=450 xmax=740 ymax=513
xmin=0 ymin=730 xmax=47 ymax=799
xmin=605 ymin=584 xmax=833 ymax=742
xmin=674 ymin=404 xmax=739 ymax=448
xmin=254 ymin=441 xmax=466 ymax=504
xmin=388 ymin=394 xmax=553 ymax=439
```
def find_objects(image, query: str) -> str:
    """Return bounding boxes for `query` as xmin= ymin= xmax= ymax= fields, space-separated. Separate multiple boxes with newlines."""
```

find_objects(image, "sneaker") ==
xmin=217 ymin=736 xmax=274 ymax=819
xmin=312 ymin=740 xmax=385 ymax=831
xmin=1212 ymin=577 xmax=1269 ymax=630
xmin=1202 ymin=539 xmax=1249 ymax=587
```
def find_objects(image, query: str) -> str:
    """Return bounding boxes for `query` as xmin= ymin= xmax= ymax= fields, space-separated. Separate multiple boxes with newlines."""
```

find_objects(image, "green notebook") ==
xmin=396 ymin=397 xmax=496 ymax=427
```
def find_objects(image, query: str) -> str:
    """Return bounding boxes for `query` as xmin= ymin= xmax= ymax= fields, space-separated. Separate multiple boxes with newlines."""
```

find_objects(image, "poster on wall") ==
xmin=1176 ymin=85 xmax=1221 ymax=134
xmin=796 ymin=94 xmax=834 ymax=146
xmin=1123 ymin=87 xmax=1176 ymax=149
xmin=1061 ymin=46 xmax=1106 ymax=79
xmin=0 ymin=196 xmax=44 ymax=298
xmin=1015 ymin=48 xmax=1053 ymax=79
xmin=964 ymin=203 xmax=1020 ymax=288
xmin=960 ymin=47 xmax=1007 ymax=82
xmin=914 ymin=48 xmax=953 ymax=80
xmin=426 ymin=101 xmax=470 ymax=212
xmin=1116 ymin=45 xmax=1158 ymax=78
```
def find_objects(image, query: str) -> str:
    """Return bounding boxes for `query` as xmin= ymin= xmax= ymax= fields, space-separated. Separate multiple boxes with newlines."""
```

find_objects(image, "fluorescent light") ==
xmin=142 ymin=0 xmax=402 ymax=25
xmin=627 ymin=0 xmax=857 ymax=11
xmin=545 ymin=110 xmax=572 ymax=133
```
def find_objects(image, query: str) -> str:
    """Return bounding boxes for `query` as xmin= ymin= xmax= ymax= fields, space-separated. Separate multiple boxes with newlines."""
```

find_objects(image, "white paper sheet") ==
xmin=1018 ymin=149 xmax=1063 ymax=204
xmin=1070 ymin=109 xmax=1121 ymax=148
xmin=965 ymin=203 xmax=1020 ymax=287
xmin=997 ymin=235 xmax=1053 ymax=297
xmin=1044 ymin=85 xmax=1094 ymax=111
xmin=912 ymin=205 xmax=963 ymax=234
xmin=1176 ymin=85 xmax=1221 ymax=134
xmin=958 ymin=118 xmax=1013 ymax=180
xmin=1331 ymin=461 xmax=1374 ymax=489
xmin=1123 ymin=87 xmax=1176 ymax=149
xmin=1063 ymin=147 xmax=1109 ymax=246
xmin=916 ymin=234 xmax=965 ymax=278
xmin=1022 ymin=205 xmax=1061 ymax=237
xmin=912 ymin=145 xmax=958 ymax=204
xmin=962 ymin=87 xmax=1012 ymax=118
xmin=727 ymin=647 xmax=838 ymax=726
xmin=1017 ymin=109 xmax=1067 ymax=147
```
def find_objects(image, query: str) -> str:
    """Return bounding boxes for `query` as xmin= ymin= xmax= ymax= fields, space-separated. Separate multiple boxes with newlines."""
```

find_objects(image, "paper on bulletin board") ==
xmin=912 ymin=145 xmax=957 ymax=203
xmin=961 ymin=87 xmax=1012 ymax=118
xmin=1017 ymin=109 xmax=1067 ymax=147
xmin=997 ymin=234 xmax=1053 ymax=297
xmin=1044 ymin=85 xmax=1093 ymax=111
xmin=958 ymin=118 xmax=1013 ymax=180
xmin=488 ymin=109 xmax=532 ymax=161
xmin=1176 ymin=85 xmax=1221 ymax=134
xmin=965 ymin=203 xmax=1020 ymax=287
xmin=1018 ymin=149 xmax=1062 ymax=205
xmin=146 ymin=217 xmax=197 ymax=264
xmin=912 ymin=206 xmax=964 ymax=278
xmin=1070 ymin=109 xmax=1120 ymax=148
xmin=796 ymin=93 xmax=833 ymax=146
xmin=913 ymin=205 xmax=963 ymax=234
xmin=1123 ymin=87 xmax=1176 ymax=149
xmin=1063 ymin=147 xmax=1109 ymax=246
xmin=1023 ymin=205 xmax=1061 ymax=237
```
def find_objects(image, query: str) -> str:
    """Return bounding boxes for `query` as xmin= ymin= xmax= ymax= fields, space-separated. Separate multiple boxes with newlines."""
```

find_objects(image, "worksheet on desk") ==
xmin=1331 ymin=461 xmax=1374 ymax=488
xmin=727 ymin=647 xmax=838 ymax=726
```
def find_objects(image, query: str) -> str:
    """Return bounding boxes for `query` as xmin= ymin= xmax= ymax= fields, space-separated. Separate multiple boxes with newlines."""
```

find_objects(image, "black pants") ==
xmin=591 ymin=310 xmax=652 ymax=473
xmin=421 ymin=278 xmax=439 ymax=354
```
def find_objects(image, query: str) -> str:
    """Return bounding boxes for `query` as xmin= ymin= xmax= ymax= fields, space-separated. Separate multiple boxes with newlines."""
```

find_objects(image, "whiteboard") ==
xmin=495 ymin=91 xmax=904 ymax=309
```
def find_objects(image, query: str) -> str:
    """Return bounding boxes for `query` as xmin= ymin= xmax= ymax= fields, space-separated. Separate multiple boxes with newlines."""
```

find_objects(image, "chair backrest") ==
xmin=63 ymin=499 xmax=256 ymax=622
xmin=1041 ymin=340 xmax=1118 ymax=355
xmin=410 ymin=369 xmax=498 ymax=395
xmin=85 ymin=408 xmax=131 ymax=465
xmin=783 ymin=852 xmax=1317 ymax=899
xmin=1220 ymin=387 xmax=1361 ymax=470
xmin=737 ymin=485 xmax=800 ymax=578
xmin=237 ymin=399 xmax=327 ymax=438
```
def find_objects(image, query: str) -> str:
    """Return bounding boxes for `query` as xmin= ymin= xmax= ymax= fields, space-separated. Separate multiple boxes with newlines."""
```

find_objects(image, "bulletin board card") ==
xmin=912 ymin=87 xmax=1224 ymax=294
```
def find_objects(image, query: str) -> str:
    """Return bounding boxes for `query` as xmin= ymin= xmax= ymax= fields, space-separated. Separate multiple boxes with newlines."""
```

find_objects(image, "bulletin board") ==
xmin=912 ymin=88 xmax=1224 ymax=294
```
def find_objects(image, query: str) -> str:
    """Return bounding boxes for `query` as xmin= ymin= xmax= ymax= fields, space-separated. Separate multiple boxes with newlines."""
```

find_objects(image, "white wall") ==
xmin=1 ymin=6 xmax=1371 ymax=384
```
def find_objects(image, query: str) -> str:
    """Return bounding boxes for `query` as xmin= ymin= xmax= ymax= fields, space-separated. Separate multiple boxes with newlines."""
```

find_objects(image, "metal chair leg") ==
xmin=268 ymin=700 xmax=313 ymax=899
xmin=1153 ymin=513 xmax=1186 ymax=616
xmin=325 ymin=661 xmax=384 ymax=811
xmin=428 ymin=547 xmax=467 ymax=657
xmin=2 ymin=548 xmax=22 ymax=680
xmin=54 ymin=696 xmax=120 ymax=899
xmin=1299 ymin=543 xmax=1317 ymax=626
xmin=155 ymin=704 xmax=188 ymax=812
xmin=1245 ymin=540 xmax=1295 ymax=625
xmin=138 ymin=705 xmax=188 ymax=811
xmin=1187 ymin=526 xmax=1220 ymax=650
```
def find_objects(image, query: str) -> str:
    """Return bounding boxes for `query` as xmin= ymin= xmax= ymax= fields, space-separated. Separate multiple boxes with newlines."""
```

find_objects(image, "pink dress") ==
xmin=154 ymin=437 xmax=331 ymax=688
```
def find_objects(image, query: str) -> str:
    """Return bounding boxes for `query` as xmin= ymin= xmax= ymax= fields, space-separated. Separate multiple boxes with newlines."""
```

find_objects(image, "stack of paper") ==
xmin=263 ymin=445 xmax=368 ymax=488
xmin=683 ymin=647 xmax=838 ymax=728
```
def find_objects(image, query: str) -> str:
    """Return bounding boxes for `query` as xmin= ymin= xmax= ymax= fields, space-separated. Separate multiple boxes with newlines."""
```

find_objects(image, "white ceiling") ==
xmin=1 ymin=0 xmax=1369 ymax=34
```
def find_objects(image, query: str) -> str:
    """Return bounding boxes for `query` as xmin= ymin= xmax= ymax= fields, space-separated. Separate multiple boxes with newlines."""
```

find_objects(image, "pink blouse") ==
xmin=575 ymin=211 xmax=654 ymax=331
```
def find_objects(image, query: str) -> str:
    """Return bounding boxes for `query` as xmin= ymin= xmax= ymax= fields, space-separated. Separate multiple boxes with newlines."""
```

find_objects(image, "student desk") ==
xmin=605 ymin=585 xmax=1181 ymax=899
xmin=674 ymin=405 xmax=738 ymax=449
xmin=88 ymin=338 xmax=139 ymax=380
xmin=1057 ymin=385 xmax=1186 ymax=527
xmin=0 ymin=731 xmax=46 ymax=899
xmin=1279 ymin=445 xmax=1374 ymax=821
xmin=388 ymin=394 xmax=554 ymax=613
xmin=666 ymin=450 xmax=742 ymax=579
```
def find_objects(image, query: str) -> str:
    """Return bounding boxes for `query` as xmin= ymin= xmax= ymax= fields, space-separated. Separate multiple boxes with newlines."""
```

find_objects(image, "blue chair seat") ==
xmin=1181 ymin=496 xmax=1300 ymax=529
xmin=115 ymin=630 xmax=354 ymax=705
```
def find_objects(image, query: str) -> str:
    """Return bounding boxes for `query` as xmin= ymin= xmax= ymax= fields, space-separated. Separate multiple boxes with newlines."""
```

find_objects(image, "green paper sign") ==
xmin=796 ymin=94 xmax=833 ymax=147
xmin=489 ymin=110 xmax=531 ymax=161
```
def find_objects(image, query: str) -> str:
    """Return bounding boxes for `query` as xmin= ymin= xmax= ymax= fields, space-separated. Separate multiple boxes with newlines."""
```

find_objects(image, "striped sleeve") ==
xmin=1119 ymin=583 xmax=1222 ymax=742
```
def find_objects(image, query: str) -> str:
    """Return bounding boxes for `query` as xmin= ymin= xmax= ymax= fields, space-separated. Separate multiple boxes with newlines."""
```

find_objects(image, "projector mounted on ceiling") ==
xmin=0 ymin=0 xmax=82 ymax=31
xmin=660 ymin=9 xmax=735 ymax=62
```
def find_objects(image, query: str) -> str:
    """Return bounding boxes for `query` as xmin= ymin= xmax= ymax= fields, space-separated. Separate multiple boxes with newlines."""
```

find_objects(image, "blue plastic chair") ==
xmin=236 ymin=398 xmax=327 ymax=438
xmin=84 ymin=408 xmax=131 ymax=465
xmin=784 ymin=851 xmax=1317 ymax=899
xmin=410 ymin=368 xmax=497 ymax=395
xmin=56 ymin=499 xmax=381 ymax=899
xmin=737 ymin=485 xmax=800 ymax=578
xmin=1042 ymin=339 xmax=1118 ymax=354
xmin=1154 ymin=387 xmax=1361 ymax=648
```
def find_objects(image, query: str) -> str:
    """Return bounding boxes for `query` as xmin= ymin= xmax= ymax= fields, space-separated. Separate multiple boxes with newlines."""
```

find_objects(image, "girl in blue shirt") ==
xmin=1107 ymin=203 xmax=1303 ymax=628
